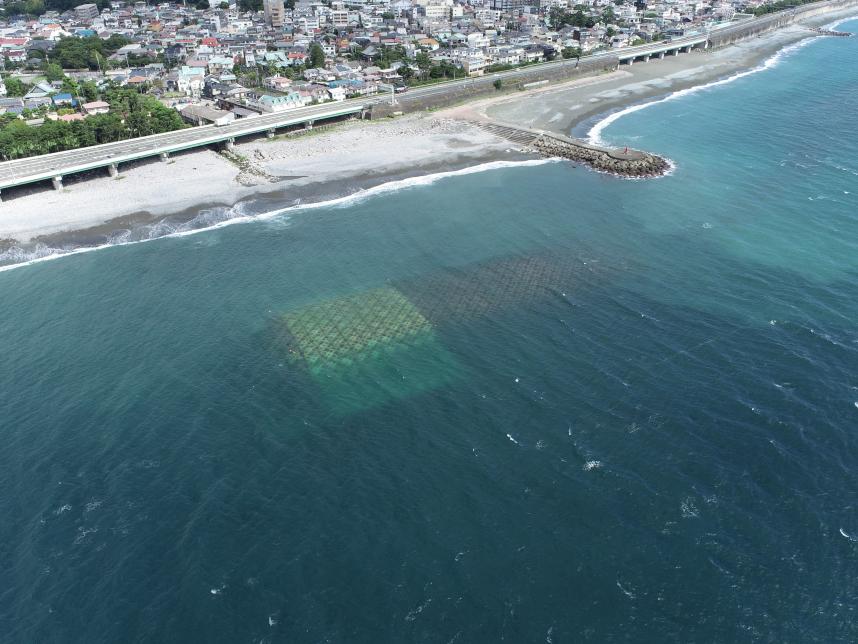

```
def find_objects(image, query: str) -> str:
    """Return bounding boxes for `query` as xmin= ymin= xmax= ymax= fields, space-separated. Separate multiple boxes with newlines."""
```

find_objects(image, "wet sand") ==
xmin=1 ymin=6 xmax=856 ymax=255
xmin=453 ymin=12 xmax=857 ymax=138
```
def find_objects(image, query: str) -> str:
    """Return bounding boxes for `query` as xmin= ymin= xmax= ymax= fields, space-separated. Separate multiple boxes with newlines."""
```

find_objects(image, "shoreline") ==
xmin=456 ymin=9 xmax=858 ymax=138
xmin=1 ymin=8 xmax=856 ymax=266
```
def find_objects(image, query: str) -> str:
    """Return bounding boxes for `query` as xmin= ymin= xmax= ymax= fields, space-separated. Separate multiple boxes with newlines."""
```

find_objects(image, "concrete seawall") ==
xmin=369 ymin=56 xmax=620 ymax=119
xmin=709 ymin=0 xmax=858 ymax=47
xmin=371 ymin=0 xmax=858 ymax=121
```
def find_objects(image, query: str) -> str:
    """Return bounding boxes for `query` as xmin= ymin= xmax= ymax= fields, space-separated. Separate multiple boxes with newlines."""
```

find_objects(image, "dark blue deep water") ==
xmin=3 ymin=21 xmax=858 ymax=643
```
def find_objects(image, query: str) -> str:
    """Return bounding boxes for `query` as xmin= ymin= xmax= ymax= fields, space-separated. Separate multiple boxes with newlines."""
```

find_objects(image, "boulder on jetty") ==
xmin=472 ymin=121 xmax=671 ymax=178
xmin=531 ymin=133 xmax=671 ymax=178
xmin=810 ymin=28 xmax=851 ymax=37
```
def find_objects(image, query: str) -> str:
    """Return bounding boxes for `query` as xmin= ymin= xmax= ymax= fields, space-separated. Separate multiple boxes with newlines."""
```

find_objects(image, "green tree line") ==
xmin=3 ymin=0 xmax=109 ymax=17
xmin=747 ymin=0 xmax=815 ymax=15
xmin=53 ymin=35 xmax=129 ymax=70
xmin=0 ymin=89 xmax=185 ymax=160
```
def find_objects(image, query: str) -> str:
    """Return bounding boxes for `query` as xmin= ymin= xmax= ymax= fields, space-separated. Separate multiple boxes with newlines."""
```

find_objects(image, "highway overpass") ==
xmin=0 ymin=101 xmax=367 ymax=195
xmin=0 ymin=0 xmax=841 ymax=197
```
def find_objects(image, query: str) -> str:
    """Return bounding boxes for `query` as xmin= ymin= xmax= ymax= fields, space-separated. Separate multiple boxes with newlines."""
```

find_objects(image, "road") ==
xmin=0 ymin=101 xmax=367 ymax=189
xmin=0 ymin=0 xmax=832 ymax=192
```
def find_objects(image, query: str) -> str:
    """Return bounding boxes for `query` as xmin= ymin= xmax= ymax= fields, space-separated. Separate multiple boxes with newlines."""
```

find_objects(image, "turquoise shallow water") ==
xmin=3 ymin=23 xmax=858 ymax=642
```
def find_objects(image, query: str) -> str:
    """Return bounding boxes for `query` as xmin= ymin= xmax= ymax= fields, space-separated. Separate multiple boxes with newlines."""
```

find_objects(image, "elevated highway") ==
xmin=0 ymin=0 xmax=850 ymax=197
xmin=0 ymin=101 xmax=367 ymax=194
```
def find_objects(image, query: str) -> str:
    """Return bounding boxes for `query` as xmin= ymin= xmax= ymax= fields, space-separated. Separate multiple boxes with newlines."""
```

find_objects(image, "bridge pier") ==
xmin=224 ymin=138 xmax=235 ymax=151
xmin=626 ymin=57 xmax=634 ymax=66
xmin=643 ymin=54 xmax=651 ymax=62
xmin=657 ymin=51 xmax=665 ymax=59
xmin=52 ymin=176 xmax=63 ymax=191
xmin=107 ymin=163 xmax=119 ymax=178
xmin=305 ymin=120 xmax=314 ymax=130
xmin=159 ymin=152 xmax=169 ymax=162
xmin=267 ymin=129 xmax=276 ymax=139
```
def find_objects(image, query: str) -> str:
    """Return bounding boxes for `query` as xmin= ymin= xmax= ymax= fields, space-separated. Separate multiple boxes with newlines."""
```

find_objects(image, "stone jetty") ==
xmin=473 ymin=121 xmax=671 ymax=178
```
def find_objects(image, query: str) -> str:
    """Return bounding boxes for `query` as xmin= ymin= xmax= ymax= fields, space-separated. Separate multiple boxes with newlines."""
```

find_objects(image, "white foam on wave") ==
xmin=823 ymin=14 xmax=858 ymax=30
xmin=0 ymin=158 xmax=558 ymax=274
xmin=587 ymin=36 xmax=823 ymax=147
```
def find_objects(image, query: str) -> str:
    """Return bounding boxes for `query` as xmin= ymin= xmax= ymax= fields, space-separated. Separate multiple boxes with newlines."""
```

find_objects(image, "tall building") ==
xmin=263 ymin=0 xmax=285 ymax=27
xmin=74 ymin=3 xmax=100 ymax=20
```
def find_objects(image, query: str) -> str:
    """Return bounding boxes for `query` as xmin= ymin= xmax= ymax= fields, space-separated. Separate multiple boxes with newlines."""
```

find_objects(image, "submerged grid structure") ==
xmin=282 ymin=287 xmax=432 ymax=370
xmin=273 ymin=251 xmax=598 ymax=413
xmin=275 ymin=286 xmax=459 ymax=414
xmin=397 ymin=253 xmax=589 ymax=325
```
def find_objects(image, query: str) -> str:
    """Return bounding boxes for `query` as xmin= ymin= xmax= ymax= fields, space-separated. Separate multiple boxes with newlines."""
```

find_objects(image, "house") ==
xmin=82 ymin=100 xmax=110 ymax=115
xmin=206 ymin=55 xmax=235 ymax=75
xmin=265 ymin=75 xmax=292 ymax=91
xmin=246 ymin=92 xmax=306 ymax=112
xmin=51 ymin=93 xmax=76 ymax=108
xmin=0 ymin=97 xmax=25 ymax=115
xmin=180 ymin=104 xmax=235 ymax=126
xmin=172 ymin=65 xmax=206 ymax=96
xmin=327 ymin=85 xmax=346 ymax=101
xmin=23 ymin=96 xmax=52 ymax=110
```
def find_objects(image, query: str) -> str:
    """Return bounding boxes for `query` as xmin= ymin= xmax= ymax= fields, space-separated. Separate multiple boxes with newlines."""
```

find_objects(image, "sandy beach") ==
xmin=449 ymin=12 xmax=857 ymax=135
xmin=1 ymin=6 xmax=855 ymax=252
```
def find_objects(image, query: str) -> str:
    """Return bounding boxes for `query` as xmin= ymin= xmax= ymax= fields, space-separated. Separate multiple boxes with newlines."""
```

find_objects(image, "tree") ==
xmin=4 ymin=77 xmax=27 ymax=96
xmin=60 ymin=76 xmax=79 ymax=95
xmin=218 ymin=1 xmax=228 ymax=7
xmin=44 ymin=62 xmax=64 ymax=81
xmin=52 ymin=35 xmax=128 ymax=70
xmin=308 ymin=42 xmax=325 ymax=69
xmin=561 ymin=46 xmax=582 ymax=59
xmin=415 ymin=51 xmax=431 ymax=70
xmin=398 ymin=65 xmax=413 ymax=82
xmin=78 ymin=80 xmax=99 ymax=102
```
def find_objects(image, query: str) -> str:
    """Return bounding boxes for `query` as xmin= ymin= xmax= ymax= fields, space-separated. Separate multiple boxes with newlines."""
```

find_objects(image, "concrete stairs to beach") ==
xmin=471 ymin=121 xmax=542 ymax=147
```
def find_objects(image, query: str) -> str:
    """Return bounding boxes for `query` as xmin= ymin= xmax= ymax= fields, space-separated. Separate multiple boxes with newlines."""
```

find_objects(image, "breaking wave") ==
xmin=588 ymin=36 xmax=823 ymax=146
xmin=0 ymin=158 xmax=557 ymax=273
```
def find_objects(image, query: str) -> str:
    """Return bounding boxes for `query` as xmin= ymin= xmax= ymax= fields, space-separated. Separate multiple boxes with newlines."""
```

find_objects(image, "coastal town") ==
xmin=0 ymin=0 xmax=802 ymax=160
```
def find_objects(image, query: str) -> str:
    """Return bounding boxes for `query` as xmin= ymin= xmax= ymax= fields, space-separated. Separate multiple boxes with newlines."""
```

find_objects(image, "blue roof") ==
xmin=53 ymin=93 xmax=73 ymax=100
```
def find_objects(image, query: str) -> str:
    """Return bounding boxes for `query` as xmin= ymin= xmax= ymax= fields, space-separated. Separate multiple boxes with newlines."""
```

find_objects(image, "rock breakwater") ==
xmin=532 ymin=134 xmax=672 ymax=178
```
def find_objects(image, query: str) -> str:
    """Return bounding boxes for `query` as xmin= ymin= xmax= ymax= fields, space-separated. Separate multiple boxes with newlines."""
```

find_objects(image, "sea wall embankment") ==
xmin=709 ymin=0 xmax=858 ymax=47
xmin=371 ymin=0 xmax=858 ymax=121
xmin=369 ymin=56 xmax=619 ymax=119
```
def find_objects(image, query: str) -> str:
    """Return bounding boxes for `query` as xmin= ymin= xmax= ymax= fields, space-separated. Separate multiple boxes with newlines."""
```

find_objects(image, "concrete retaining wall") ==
xmin=709 ymin=0 xmax=858 ymax=47
xmin=369 ymin=56 xmax=618 ymax=118
xmin=370 ymin=0 xmax=858 ymax=120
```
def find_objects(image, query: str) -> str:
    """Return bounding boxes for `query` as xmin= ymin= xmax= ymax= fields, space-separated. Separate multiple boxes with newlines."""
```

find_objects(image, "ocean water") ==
xmin=3 ymin=22 xmax=858 ymax=643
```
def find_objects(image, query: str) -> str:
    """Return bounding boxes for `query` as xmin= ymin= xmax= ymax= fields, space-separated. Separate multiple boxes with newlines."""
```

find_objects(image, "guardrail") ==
xmin=0 ymin=0 xmax=852 ymax=196
xmin=0 ymin=103 xmax=366 ymax=192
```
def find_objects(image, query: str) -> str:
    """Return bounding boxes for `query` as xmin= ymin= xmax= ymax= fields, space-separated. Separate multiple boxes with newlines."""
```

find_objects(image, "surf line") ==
xmin=587 ymin=36 xmax=824 ymax=147
xmin=0 ymin=158 xmax=558 ymax=274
